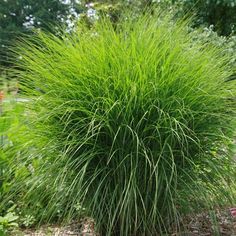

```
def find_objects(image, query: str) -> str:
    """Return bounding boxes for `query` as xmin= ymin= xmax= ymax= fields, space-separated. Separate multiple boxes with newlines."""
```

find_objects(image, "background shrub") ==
xmin=0 ymin=98 xmax=25 ymax=207
xmin=3 ymin=12 xmax=236 ymax=235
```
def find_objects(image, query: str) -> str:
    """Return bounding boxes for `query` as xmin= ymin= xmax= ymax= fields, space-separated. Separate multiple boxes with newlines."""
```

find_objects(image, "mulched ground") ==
xmin=171 ymin=208 xmax=236 ymax=236
xmin=11 ymin=208 xmax=236 ymax=236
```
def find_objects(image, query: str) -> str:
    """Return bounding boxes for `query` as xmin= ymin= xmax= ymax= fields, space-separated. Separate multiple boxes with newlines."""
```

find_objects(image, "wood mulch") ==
xmin=11 ymin=208 xmax=236 ymax=236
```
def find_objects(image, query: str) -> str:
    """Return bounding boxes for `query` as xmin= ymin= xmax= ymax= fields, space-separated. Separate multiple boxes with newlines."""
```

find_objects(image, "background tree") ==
xmin=171 ymin=0 xmax=236 ymax=36
xmin=85 ymin=0 xmax=236 ymax=36
xmin=0 ymin=0 xmax=84 ymax=67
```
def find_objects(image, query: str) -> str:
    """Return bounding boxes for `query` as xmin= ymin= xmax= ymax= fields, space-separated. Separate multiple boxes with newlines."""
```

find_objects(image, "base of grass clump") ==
xmin=2 ymin=9 xmax=236 ymax=236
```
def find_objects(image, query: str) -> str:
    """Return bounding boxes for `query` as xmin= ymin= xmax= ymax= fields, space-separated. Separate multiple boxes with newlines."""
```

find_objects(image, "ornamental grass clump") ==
xmin=6 ymin=12 xmax=236 ymax=235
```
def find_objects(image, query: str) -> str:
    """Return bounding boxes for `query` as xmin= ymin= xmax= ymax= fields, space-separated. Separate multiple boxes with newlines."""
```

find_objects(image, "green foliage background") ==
xmin=0 ymin=0 xmax=84 ymax=66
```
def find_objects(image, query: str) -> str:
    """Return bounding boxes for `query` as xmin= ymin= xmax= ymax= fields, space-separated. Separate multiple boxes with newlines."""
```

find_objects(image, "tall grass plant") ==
xmin=3 ymin=12 xmax=236 ymax=235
